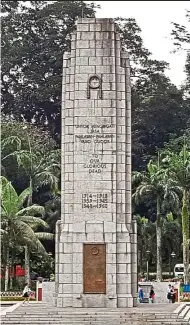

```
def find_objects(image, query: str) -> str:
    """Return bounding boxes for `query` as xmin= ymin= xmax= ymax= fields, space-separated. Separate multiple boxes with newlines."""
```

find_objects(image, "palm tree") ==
xmin=162 ymin=145 xmax=190 ymax=284
xmin=2 ymin=131 xmax=60 ymax=200
xmin=136 ymin=216 xmax=156 ymax=274
xmin=2 ymin=131 xmax=60 ymax=282
xmin=133 ymin=156 xmax=179 ymax=281
xmin=162 ymin=213 xmax=182 ymax=276
xmin=0 ymin=176 xmax=53 ymax=289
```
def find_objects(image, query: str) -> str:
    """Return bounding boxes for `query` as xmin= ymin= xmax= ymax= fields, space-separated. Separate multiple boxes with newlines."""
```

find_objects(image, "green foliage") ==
xmin=171 ymin=10 xmax=190 ymax=51
xmin=2 ymin=1 xmax=177 ymax=149
xmin=133 ymin=155 xmax=182 ymax=280
xmin=1 ymin=2 xmax=190 ymax=279
xmin=1 ymin=1 xmax=98 ymax=142
xmin=180 ymin=297 xmax=190 ymax=302
xmin=0 ymin=176 xmax=49 ymax=253
xmin=171 ymin=10 xmax=190 ymax=93
xmin=1 ymin=121 xmax=58 ymax=190
xmin=43 ymin=196 xmax=61 ymax=234
xmin=133 ymin=157 xmax=180 ymax=214
xmin=161 ymin=145 xmax=190 ymax=283
xmin=162 ymin=218 xmax=182 ymax=260
xmin=1 ymin=121 xmax=57 ymax=154
xmin=115 ymin=17 xmax=168 ymax=78
xmin=132 ymin=75 xmax=188 ymax=170
xmin=165 ymin=129 xmax=190 ymax=153
xmin=2 ymin=123 xmax=61 ymax=196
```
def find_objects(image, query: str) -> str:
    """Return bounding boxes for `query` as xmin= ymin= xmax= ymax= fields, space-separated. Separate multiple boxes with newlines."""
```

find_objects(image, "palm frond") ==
xmin=35 ymin=232 xmax=54 ymax=240
xmin=16 ymin=205 xmax=45 ymax=217
xmin=35 ymin=171 xmax=59 ymax=192
xmin=19 ymin=216 xmax=48 ymax=228
xmin=17 ymin=187 xmax=32 ymax=208
xmin=34 ymin=239 xmax=48 ymax=256
xmin=2 ymin=136 xmax=22 ymax=157
xmin=0 ymin=229 xmax=8 ymax=235
xmin=12 ymin=220 xmax=38 ymax=243
xmin=0 ymin=176 xmax=18 ymax=215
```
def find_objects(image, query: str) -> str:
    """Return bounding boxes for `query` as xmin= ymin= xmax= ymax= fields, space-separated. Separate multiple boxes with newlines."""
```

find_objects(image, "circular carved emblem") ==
xmin=89 ymin=75 xmax=100 ymax=89
xmin=91 ymin=246 xmax=99 ymax=255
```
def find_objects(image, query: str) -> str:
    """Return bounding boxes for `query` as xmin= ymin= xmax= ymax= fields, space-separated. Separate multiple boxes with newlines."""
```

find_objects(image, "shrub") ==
xmin=0 ymin=296 xmax=36 ymax=301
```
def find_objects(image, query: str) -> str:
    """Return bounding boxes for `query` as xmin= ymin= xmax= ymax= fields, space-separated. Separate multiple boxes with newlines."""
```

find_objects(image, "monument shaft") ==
xmin=55 ymin=18 xmax=137 ymax=308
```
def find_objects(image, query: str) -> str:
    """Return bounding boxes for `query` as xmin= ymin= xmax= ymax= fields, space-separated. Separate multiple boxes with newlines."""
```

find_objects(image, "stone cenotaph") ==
xmin=55 ymin=18 xmax=137 ymax=308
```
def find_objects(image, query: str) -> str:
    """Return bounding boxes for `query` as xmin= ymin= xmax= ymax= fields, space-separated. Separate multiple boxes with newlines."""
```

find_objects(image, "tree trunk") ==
xmin=9 ymin=253 xmax=15 ymax=290
xmin=25 ymin=177 xmax=32 ymax=283
xmin=182 ymin=189 xmax=190 ymax=284
xmin=169 ymin=254 xmax=171 ymax=277
xmin=27 ymin=178 xmax=33 ymax=207
xmin=156 ymin=198 xmax=162 ymax=281
xmin=139 ymin=249 xmax=143 ymax=274
xmin=25 ymin=245 xmax=30 ymax=284
xmin=4 ymin=248 xmax=9 ymax=291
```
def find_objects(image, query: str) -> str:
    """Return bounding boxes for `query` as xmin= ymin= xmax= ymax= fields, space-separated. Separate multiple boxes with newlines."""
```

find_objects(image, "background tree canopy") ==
xmin=1 ymin=0 xmax=190 ymax=283
xmin=2 ymin=1 xmax=189 ymax=168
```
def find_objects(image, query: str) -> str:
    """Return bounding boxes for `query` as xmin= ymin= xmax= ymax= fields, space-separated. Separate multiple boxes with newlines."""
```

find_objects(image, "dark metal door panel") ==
xmin=83 ymin=244 xmax=106 ymax=294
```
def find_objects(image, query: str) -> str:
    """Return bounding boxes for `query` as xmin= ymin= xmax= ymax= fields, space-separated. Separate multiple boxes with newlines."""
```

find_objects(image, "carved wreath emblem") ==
xmin=87 ymin=75 xmax=102 ymax=99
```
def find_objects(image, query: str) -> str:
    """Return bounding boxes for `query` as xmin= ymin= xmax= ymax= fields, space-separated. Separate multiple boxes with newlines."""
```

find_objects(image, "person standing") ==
xmin=22 ymin=283 xmax=31 ymax=305
xmin=149 ymin=285 xmax=155 ymax=303
xmin=170 ymin=285 xmax=176 ymax=303
xmin=138 ymin=285 xmax=144 ymax=303
xmin=167 ymin=284 xmax=172 ymax=303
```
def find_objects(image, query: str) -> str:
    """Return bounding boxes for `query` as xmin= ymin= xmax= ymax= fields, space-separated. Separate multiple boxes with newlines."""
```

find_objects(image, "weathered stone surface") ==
xmin=55 ymin=18 xmax=137 ymax=308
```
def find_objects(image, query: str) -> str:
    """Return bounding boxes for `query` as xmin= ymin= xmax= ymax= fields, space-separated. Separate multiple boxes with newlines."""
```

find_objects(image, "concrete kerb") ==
xmin=0 ymin=302 xmax=21 ymax=316
xmin=0 ymin=301 xmax=43 ymax=316
xmin=174 ymin=303 xmax=190 ymax=322
xmin=174 ymin=303 xmax=187 ymax=314
xmin=179 ymin=304 xmax=190 ymax=319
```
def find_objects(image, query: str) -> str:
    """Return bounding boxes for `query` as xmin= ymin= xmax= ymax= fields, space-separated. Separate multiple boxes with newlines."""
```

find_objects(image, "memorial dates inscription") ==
xmin=82 ymin=193 xmax=108 ymax=209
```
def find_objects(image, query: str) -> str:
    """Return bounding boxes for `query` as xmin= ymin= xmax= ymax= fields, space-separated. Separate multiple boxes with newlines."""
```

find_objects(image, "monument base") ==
xmin=56 ymin=295 xmax=134 ymax=308
xmin=55 ymin=221 xmax=137 ymax=308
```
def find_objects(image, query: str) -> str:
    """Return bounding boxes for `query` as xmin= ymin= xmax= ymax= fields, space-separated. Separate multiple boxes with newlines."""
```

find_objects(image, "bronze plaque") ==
xmin=83 ymin=244 xmax=106 ymax=294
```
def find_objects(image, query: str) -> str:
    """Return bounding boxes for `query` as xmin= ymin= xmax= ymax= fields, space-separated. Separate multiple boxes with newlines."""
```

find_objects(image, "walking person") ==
xmin=138 ymin=285 xmax=144 ymax=303
xmin=149 ymin=285 xmax=155 ymax=303
xmin=22 ymin=283 xmax=31 ymax=305
xmin=167 ymin=284 xmax=172 ymax=303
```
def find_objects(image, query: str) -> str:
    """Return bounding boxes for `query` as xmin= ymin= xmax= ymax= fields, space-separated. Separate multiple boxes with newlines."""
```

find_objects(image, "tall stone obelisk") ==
xmin=55 ymin=18 xmax=137 ymax=308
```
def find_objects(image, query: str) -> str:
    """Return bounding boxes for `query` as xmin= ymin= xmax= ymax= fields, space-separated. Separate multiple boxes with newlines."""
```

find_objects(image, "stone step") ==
xmin=6 ymin=312 xmax=180 ymax=316
xmin=1 ymin=316 xmax=182 ymax=320
xmin=2 ymin=303 xmax=189 ymax=325
xmin=1 ymin=319 xmax=189 ymax=325
xmin=12 ymin=310 xmax=180 ymax=314
xmin=1 ymin=317 xmax=188 ymax=324
xmin=2 ymin=318 xmax=184 ymax=321
xmin=1 ymin=318 xmax=189 ymax=325
xmin=11 ymin=313 xmax=180 ymax=317
xmin=179 ymin=305 xmax=190 ymax=318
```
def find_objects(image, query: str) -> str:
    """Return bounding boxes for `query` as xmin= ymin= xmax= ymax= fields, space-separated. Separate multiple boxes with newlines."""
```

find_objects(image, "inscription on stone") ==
xmin=83 ymin=154 xmax=106 ymax=173
xmin=82 ymin=193 xmax=108 ymax=209
xmin=75 ymin=124 xmax=115 ymax=144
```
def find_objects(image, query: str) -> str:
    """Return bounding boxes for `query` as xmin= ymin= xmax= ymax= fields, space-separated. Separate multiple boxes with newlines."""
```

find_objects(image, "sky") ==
xmin=93 ymin=1 xmax=189 ymax=87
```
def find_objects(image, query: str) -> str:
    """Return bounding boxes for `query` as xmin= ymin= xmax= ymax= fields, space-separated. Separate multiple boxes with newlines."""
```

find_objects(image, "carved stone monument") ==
xmin=55 ymin=18 xmax=137 ymax=308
